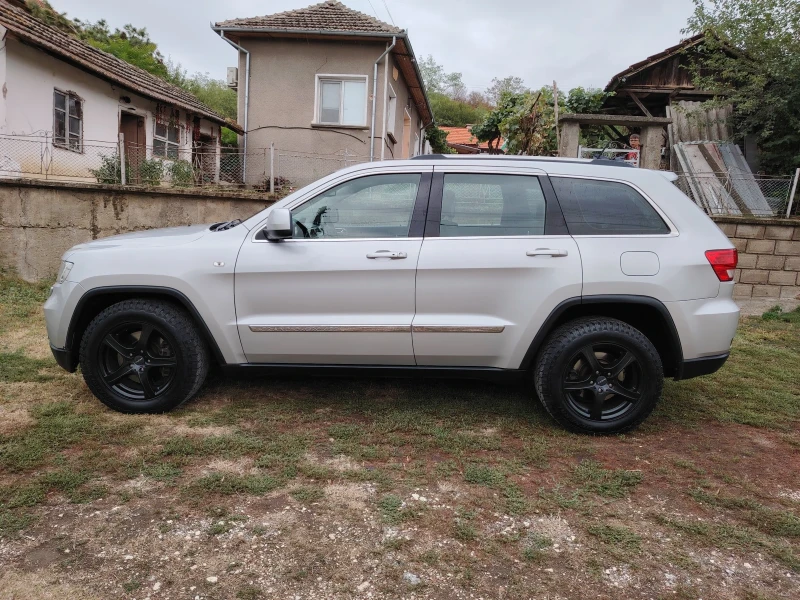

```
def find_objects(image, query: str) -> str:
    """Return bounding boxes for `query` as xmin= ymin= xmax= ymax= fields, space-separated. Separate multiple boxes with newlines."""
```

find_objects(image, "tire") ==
xmin=79 ymin=299 xmax=209 ymax=413
xmin=534 ymin=317 xmax=663 ymax=434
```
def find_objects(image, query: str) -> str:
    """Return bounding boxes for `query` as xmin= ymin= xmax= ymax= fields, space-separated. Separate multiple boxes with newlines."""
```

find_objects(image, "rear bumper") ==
xmin=50 ymin=344 xmax=77 ymax=373
xmin=676 ymin=352 xmax=729 ymax=380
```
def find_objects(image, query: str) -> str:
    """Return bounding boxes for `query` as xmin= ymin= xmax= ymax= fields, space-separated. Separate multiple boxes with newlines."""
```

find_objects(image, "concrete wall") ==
xmin=0 ymin=179 xmax=272 ymax=281
xmin=713 ymin=217 xmax=800 ymax=300
xmin=0 ymin=34 xmax=222 ymax=180
xmin=236 ymin=37 xmax=423 ymax=173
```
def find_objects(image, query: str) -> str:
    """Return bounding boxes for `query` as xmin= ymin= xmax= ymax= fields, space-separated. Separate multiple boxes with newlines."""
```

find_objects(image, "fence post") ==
xmin=118 ymin=132 xmax=126 ymax=185
xmin=270 ymin=143 xmax=275 ymax=194
xmin=786 ymin=168 xmax=799 ymax=218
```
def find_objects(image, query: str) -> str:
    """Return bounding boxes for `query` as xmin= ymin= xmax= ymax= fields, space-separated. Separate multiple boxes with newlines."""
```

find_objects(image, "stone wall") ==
xmin=713 ymin=216 xmax=800 ymax=301
xmin=0 ymin=179 xmax=275 ymax=281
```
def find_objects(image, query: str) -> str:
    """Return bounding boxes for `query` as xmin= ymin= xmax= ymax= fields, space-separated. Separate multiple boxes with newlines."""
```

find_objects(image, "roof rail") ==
xmin=410 ymin=154 xmax=635 ymax=167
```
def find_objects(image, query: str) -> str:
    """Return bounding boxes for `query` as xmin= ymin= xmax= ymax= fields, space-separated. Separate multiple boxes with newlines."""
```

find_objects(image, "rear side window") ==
xmin=551 ymin=177 xmax=670 ymax=235
xmin=440 ymin=174 xmax=546 ymax=237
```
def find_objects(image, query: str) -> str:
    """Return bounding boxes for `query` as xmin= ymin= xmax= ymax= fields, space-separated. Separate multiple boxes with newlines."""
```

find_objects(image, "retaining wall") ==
xmin=712 ymin=216 xmax=800 ymax=301
xmin=0 ymin=179 xmax=274 ymax=281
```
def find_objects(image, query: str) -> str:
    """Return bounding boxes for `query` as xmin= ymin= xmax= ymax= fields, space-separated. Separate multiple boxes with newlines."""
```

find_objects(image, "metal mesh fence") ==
xmin=0 ymin=133 xmax=368 ymax=194
xmin=674 ymin=173 xmax=796 ymax=218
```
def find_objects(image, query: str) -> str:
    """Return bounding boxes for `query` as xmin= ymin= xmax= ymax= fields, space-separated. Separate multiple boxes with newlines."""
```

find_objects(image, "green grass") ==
xmin=762 ymin=305 xmax=800 ymax=324
xmin=571 ymin=460 xmax=643 ymax=499
xmin=191 ymin=472 xmax=284 ymax=496
xmin=587 ymin=524 xmax=642 ymax=554
xmin=290 ymin=485 xmax=324 ymax=504
xmin=0 ymin=351 xmax=55 ymax=383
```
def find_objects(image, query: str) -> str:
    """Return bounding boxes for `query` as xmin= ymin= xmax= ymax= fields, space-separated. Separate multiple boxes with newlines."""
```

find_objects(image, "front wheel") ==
xmin=79 ymin=299 xmax=209 ymax=413
xmin=534 ymin=317 xmax=663 ymax=434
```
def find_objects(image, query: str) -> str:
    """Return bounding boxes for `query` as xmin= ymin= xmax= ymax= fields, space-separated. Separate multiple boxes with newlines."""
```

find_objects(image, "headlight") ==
xmin=56 ymin=260 xmax=74 ymax=284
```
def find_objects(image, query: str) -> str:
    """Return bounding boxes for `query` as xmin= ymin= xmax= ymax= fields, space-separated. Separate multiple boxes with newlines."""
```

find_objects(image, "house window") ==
xmin=386 ymin=85 xmax=397 ymax=140
xmin=154 ymin=112 xmax=180 ymax=159
xmin=54 ymin=90 xmax=82 ymax=152
xmin=317 ymin=76 xmax=367 ymax=126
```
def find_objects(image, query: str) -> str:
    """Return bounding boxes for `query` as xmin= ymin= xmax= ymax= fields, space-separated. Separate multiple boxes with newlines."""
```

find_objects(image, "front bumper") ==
xmin=50 ymin=344 xmax=78 ymax=372
xmin=676 ymin=352 xmax=729 ymax=380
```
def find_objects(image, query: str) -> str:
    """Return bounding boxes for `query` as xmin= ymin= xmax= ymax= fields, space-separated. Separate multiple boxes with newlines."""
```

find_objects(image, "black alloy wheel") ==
xmin=561 ymin=343 xmax=642 ymax=422
xmin=98 ymin=322 xmax=178 ymax=401
xmin=534 ymin=317 xmax=663 ymax=434
xmin=79 ymin=299 xmax=209 ymax=413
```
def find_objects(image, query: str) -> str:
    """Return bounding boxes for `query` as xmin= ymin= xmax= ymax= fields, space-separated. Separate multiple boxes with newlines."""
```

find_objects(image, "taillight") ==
xmin=705 ymin=249 xmax=738 ymax=282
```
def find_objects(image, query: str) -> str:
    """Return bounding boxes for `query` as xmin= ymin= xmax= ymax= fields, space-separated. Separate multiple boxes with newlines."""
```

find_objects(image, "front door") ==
xmin=119 ymin=112 xmax=144 ymax=183
xmin=412 ymin=170 xmax=583 ymax=369
xmin=235 ymin=169 xmax=432 ymax=365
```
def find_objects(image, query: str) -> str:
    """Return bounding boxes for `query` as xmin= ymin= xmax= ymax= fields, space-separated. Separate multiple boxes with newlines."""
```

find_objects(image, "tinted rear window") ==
xmin=551 ymin=177 xmax=670 ymax=235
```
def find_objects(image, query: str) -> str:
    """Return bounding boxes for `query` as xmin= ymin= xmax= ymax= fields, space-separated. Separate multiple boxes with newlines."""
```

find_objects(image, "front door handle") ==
xmin=367 ymin=250 xmax=407 ymax=259
xmin=526 ymin=248 xmax=569 ymax=257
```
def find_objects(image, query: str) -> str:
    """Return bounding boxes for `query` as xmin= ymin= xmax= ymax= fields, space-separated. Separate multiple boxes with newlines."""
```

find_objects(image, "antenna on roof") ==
xmin=381 ymin=0 xmax=396 ymax=25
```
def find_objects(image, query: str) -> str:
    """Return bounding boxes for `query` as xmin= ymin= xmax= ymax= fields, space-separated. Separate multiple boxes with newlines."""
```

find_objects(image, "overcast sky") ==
xmin=50 ymin=0 xmax=697 ymax=92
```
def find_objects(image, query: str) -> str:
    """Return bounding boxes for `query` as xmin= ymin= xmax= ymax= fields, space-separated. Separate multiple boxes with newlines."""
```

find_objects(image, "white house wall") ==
xmin=0 ymin=36 xmax=220 ymax=182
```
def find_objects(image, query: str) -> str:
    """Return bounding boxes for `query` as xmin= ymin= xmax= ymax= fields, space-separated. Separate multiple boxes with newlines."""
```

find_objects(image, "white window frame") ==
xmin=53 ymin=88 xmax=83 ymax=153
xmin=386 ymin=84 xmax=397 ymax=141
xmin=313 ymin=74 xmax=369 ymax=127
xmin=153 ymin=110 xmax=181 ymax=159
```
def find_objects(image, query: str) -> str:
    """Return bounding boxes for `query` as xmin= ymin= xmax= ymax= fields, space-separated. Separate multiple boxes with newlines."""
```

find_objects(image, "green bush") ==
xmin=89 ymin=153 xmax=122 ymax=184
xmin=168 ymin=159 xmax=195 ymax=187
xmin=138 ymin=158 xmax=164 ymax=186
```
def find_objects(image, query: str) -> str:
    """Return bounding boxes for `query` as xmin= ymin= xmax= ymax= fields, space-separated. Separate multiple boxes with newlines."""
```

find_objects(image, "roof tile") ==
xmin=216 ymin=0 xmax=402 ymax=34
xmin=0 ymin=2 xmax=236 ymax=129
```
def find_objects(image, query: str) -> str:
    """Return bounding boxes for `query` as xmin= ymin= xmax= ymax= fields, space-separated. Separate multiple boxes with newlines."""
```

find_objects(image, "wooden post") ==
xmin=118 ymin=132 xmax=126 ymax=185
xmin=553 ymin=81 xmax=559 ymax=149
xmin=786 ymin=168 xmax=800 ymax=218
xmin=270 ymin=143 xmax=275 ymax=194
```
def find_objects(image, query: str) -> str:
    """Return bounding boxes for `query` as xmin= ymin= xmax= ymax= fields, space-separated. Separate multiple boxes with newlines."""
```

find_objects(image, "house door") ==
xmin=401 ymin=110 xmax=412 ymax=159
xmin=119 ymin=112 xmax=144 ymax=183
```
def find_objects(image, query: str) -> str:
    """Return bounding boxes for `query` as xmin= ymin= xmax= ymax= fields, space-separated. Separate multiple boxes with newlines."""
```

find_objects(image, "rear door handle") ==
xmin=526 ymin=248 xmax=569 ymax=257
xmin=367 ymin=250 xmax=407 ymax=259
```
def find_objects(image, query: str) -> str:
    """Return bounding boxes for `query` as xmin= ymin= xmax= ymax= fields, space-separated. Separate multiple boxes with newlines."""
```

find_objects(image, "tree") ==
xmin=77 ymin=20 xmax=169 ymax=79
xmin=424 ymin=125 xmax=455 ymax=154
xmin=486 ymin=76 xmax=528 ymax=106
xmin=428 ymin=92 xmax=488 ymax=127
xmin=684 ymin=0 xmax=800 ymax=173
xmin=471 ymin=91 xmax=524 ymax=153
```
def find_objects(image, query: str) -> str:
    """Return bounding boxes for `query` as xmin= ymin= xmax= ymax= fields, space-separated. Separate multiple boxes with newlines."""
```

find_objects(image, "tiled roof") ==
xmin=216 ymin=0 xmax=402 ymax=34
xmin=441 ymin=126 xmax=498 ymax=150
xmin=0 ymin=1 xmax=239 ymax=130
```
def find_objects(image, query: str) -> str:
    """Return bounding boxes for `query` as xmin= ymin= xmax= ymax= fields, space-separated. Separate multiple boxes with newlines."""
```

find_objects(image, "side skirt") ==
xmin=221 ymin=363 xmax=529 ymax=383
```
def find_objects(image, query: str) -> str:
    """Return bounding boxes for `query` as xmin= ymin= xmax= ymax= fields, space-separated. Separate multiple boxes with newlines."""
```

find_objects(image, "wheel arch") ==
xmin=64 ymin=286 xmax=227 ymax=372
xmin=521 ymin=295 xmax=683 ymax=377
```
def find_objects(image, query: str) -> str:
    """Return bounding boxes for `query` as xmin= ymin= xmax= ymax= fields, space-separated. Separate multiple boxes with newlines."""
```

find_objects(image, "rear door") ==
xmin=412 ymin=167 xmax=583 ymax=369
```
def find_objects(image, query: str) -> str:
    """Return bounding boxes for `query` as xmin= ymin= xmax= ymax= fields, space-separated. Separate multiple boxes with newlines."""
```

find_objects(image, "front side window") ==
xmin=550 ymin=177 xmax=670 ymax=235
xmin=291 ymin=173 xmax=421 ymax=239
xmin=440 ymin=174 xmax=546 ymax=237
xmin=54 ymin=90 xmax=82 ymax=151
xmin=154 ymin=112 xmax=180 ymax=159
xmin=317 ymin=77 xmax=367 ymax=126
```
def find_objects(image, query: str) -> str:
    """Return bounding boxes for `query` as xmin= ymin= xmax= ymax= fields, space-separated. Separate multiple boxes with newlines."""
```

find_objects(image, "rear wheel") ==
xmin=79 ymin=299 xmax=209 ymax=413
xmin=534 ymin=317 xmax=663 ymax=434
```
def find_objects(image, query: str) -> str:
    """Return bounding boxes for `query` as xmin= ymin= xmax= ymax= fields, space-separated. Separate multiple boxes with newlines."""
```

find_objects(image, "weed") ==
xmin=192 ymin=473 xmax=283 ymax=496
xmin=290 ymin=485 xmax=324 ymax=504
xmin=378 ymin=494 xmax=404 ymax=525
xmin=572 ymin=460 xmax=643 ymax=498
xmin=464 ymin=464 xmax=506 ymax=487
xmin=762 ymin=305 xmax=800 ymax=324
xmin=587 ymin=524 xmax=642 ymax=553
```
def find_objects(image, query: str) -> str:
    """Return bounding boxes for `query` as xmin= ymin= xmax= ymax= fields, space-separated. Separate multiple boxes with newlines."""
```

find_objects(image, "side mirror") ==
xmin=265 ymin=208 xmax=292 ymax=241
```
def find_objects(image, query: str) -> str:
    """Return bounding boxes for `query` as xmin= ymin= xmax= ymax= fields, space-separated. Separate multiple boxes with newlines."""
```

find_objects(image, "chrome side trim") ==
xmin=412 ymin=325 xmax=506 ymax=333
xmin=249 ymin=325 xmax=410 ymax=333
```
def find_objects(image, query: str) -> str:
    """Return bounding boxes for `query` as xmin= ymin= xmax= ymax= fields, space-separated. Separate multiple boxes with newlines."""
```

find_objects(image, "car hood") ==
xmin=64 ymin=224 xmax=211 ymax=257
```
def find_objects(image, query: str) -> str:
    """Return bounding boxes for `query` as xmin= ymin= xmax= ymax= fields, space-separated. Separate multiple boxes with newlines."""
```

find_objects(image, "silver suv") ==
xmin=44 ymin=155 xmax=740 ymax=433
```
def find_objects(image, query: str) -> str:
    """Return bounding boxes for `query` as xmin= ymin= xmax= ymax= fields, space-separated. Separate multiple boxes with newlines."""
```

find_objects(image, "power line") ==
xmin=381 ymin=0 xmax=396 ymax=25
xmin=365 ymin=0 xmax=379 ymax=19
